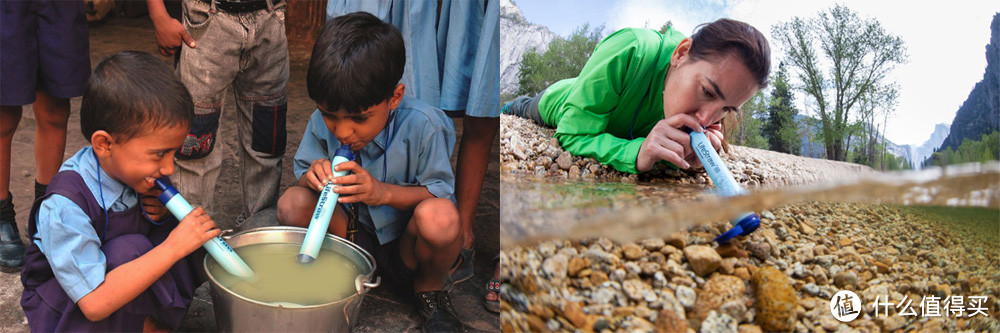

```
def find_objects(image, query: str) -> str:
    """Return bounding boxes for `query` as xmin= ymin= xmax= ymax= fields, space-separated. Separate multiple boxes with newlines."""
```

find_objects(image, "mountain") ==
xmin=907 ymin=123 xmax=950 ymax=169
xmin=937 ymin=13 xmax=1000 ymax=153
xmin=500 ymin=0 xmax=557 ymax=97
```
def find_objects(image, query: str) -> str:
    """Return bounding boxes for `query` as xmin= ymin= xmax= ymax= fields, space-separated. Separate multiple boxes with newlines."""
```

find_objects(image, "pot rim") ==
xmin=203 ymin=226 xmax=378 ymax=309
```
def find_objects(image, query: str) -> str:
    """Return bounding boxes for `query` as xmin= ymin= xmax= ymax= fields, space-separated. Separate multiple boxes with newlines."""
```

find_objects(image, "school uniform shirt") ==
xmin=33 ymin=147 xmax=139 ymax=302
xmin=293 ymin=95 xmax=456 ymax=245
xmin=537 ymin=27 xmax=687 ymax=174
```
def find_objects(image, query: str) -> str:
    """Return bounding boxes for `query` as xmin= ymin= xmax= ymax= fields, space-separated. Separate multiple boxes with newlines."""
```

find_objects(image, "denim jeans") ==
xmin=173 ymin=0 xmax=289 ymax=217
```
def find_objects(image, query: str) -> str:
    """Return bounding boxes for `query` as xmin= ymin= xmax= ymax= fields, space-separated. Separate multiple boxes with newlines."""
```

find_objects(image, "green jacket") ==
xmin=538 ymin=27 xmax=686 ymax=173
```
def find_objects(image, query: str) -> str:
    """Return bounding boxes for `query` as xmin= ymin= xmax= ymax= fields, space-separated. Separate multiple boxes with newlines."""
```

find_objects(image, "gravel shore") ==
xmin=499 ymin=114 xmax=1000 ymax=331
xmin=500 ymin=202 xmax=1000 ymax=332
xmin=500 ymin=114 xmax=872 ymax=188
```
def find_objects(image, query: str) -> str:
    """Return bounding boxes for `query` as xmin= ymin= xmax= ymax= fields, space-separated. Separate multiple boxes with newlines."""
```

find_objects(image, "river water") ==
xmin=501 ymin=162 xmax=1000 ymax=247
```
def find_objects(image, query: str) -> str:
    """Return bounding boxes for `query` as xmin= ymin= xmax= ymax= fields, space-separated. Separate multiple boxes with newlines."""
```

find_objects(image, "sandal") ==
xmin=485 ymin=279 xmax=500 ymax=313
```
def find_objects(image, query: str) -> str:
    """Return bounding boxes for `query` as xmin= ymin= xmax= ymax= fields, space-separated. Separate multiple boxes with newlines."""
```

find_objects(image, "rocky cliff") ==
xmin=938 ymin=13 xmax=1000 ymax=152
xmin=500 ymin=0 xmax=557 ymax=97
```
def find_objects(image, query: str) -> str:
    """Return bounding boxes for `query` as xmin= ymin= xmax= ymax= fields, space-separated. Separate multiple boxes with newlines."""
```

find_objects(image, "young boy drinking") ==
xmin=20 ymin=51 xmax=220 ymax=331
xmin=275 ymin=12 xmax=464 ymax=332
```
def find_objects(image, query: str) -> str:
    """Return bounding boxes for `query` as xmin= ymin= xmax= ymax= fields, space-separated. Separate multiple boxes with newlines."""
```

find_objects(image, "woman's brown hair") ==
xmin=690 ymin=18 xmax=771 ymax=88
xmin=689 ymin=19 xmax=771 ymax=153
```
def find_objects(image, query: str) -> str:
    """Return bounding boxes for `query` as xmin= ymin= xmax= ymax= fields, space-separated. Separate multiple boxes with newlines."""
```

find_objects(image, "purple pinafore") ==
xmin=20 ymin=171 xmax=204 ymax=331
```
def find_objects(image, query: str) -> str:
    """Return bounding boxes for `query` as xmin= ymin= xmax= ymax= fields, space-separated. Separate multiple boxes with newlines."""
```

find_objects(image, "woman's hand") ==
xmin=329 ymin=161 xmax=388 ymax=206
xmin=636 ymin=113 xmax=704 ymax=172
xmin=686 ymin=123 xmax=725 ymax=169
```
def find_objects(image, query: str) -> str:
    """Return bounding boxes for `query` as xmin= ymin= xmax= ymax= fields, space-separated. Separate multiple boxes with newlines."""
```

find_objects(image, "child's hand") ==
xmin=636 ymin=113 xmax=703 ymax=172
xmin=329 ymin=161 xmax=388 ymax=206
xmin=165 ymin=207 xmax=220 ymax=259
xmin=151 ymin=17 xmax=196 ymax=56
xmin=301 ymin=158 xmax=335 ymax=192
xmin=139 ymin=189 xmax=169 ymax=222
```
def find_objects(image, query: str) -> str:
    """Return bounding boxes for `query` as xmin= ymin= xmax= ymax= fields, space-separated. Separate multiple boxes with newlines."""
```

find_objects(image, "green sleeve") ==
xmin=553 ymin=30 xmax=646 ymax=174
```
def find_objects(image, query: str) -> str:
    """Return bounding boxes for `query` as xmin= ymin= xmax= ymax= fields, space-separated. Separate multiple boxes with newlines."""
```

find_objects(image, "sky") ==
xmin=515 ymin=0 xmax=999 ymax=146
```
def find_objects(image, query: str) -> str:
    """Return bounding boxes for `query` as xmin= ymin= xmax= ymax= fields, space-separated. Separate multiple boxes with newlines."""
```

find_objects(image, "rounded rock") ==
xmin=683 ymin=245 xmax=722 ymax=277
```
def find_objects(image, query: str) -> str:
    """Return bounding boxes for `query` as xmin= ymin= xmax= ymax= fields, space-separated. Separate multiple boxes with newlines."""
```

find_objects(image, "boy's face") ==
xmin=95 ymin=124 xmax=188 ymax=195
xmin=318 ymin=84 xmax=405 ymax=151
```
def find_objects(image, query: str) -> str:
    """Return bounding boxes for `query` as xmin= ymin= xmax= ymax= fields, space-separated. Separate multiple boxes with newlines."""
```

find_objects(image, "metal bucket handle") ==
xmin=219 ymin=229 xmax=235 ymax=240
xmin=345 ymin=275 xmax=381 ymax=326
xmin=355 ymin=275 xmax=381 ymax=292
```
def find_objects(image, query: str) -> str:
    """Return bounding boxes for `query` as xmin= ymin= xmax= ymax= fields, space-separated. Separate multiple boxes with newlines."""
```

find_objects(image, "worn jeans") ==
xmin=173 ymin=0 xmax=288 ymax=217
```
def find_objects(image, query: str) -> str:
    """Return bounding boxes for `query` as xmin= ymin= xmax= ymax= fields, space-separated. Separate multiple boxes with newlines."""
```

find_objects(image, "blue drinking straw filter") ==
xmin=688 ymin=129 xmax=761 ymax=243
xmin=298 ymin=145 xmax=355 ymax=264
xmin=154 ymin=178 xmax=256 ymax=280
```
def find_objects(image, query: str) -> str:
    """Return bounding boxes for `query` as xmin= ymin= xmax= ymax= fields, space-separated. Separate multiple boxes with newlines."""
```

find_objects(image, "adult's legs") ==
xmin=32 ymin=90 xmax=70 ymax=185
xmin=231 ymin=4 xmax=288 ymax=218
xmin=0 ymin=106 xmax=22 ymax=199
xmin=0 ymin=105 xmax=25 ymax=270
xmin=455 ymin=116 xmax=498 ymax=250
xmin=173 ymin=0 xmax=241 ymax=211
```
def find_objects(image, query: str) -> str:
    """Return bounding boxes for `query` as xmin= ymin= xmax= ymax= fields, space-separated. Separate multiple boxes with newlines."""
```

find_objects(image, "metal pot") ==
xmin=205 ymin=226 xmax=380 ymax=332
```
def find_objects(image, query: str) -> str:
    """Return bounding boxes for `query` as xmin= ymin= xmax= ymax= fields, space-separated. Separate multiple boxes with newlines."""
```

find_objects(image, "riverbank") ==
xmin=499 ymin=114 xmax=999 ymax=331
xmin=500 ymin=201 xmax=1000 ymax=331
xmin=500 ymin=114 xmax=872 ymax=187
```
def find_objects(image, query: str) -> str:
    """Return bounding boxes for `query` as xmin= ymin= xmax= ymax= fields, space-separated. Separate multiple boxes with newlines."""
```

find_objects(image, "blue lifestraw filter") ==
xmin=298 ymin=145 xmax=355 ymax=264
xmin=688 ymin=130 xmax=760 ymax=243
xmin=155 ymin=178 xmax=256 ymax=280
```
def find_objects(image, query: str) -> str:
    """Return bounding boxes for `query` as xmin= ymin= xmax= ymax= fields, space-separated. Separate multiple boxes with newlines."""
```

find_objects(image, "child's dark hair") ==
xmin=80 ymin=51 xmax=193 ymax=141
xmin=307 ymin=11 xmax=405 ymax=114
xmin=690 ymin=19 xmax=771 ymax=88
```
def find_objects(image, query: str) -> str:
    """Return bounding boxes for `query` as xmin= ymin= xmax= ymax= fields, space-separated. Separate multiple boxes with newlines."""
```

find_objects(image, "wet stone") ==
xmin=567 ymin=257 xmax=590 ymax=277
xmin=556 ymin=151 xmax=573 ymax=170
xmin=684 ymin=245 xmax=722 ymax=277
xmin=700 ymin=311 xmax=738 ymax=333
xmin=675 ymin=285 xmax=696 ymax=309
xmin=833 ymin=270 xmax=857 ymax=288
xmin=656 ymin=309 xmax=689 ymax=332
xmin=542 ymin=254 xmax=569 ymax=280
xmin=623 ymin=243 xmax=644 ymax=260
xmin=751 ymin=266 xmax=798 ymax=332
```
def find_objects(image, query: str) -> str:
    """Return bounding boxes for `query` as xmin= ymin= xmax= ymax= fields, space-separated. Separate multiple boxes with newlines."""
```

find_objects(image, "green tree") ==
xmin=772 ymin=5 xmax=907 ymax=161
xmin=517 ymin=24 xmax=603 ymax=97
xmin=658 ymin=21 xmax=673 ymax=34
xmin=928 ymin=130 xmax=999 ymax=167
xmin=727 ymin=91 xmax=769 ymax=149
xmin=762 ymin=63 xmax=801 ymax=154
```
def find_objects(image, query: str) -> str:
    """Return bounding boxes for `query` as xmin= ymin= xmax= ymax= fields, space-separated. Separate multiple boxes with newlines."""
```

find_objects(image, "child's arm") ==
xmin=76 ymin=207 xmax=219 ymax=322
xmin=146 ymin=0 xmax=196 ymax=56
xmin=330 ymin=161 xmax=434 ymax=211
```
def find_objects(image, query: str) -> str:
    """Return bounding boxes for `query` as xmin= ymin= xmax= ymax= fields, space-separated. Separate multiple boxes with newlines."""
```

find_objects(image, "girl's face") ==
xmin=663 ymin=38 xmax=759 ymax=129
xmin=95 ymin=124 xmax=188 ymax=195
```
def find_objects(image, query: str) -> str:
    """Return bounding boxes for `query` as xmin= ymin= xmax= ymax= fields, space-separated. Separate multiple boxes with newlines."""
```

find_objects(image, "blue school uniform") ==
xmin=293 ymin=96 xmax=456 ymax=245
xmin=20 ymin=147 xmax=202 ymax=331
xmin=326 ymin=0 xmax=499 ymax=117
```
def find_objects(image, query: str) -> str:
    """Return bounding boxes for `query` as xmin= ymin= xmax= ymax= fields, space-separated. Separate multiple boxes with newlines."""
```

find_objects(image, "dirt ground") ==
xmin=0 ymin=15 xmax=499 ymax=333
